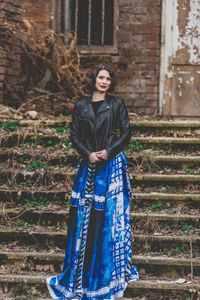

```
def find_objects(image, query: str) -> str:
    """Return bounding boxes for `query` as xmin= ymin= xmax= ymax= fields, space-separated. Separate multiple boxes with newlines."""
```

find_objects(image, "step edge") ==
xmin=0 ymin=274 xmax=200 ymax=291
xmin=1 ymin=251 xmax=200 ymax=266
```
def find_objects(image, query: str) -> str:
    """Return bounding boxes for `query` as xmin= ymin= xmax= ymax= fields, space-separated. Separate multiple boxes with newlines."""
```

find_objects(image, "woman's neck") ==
xmin=92 ymin=91 xmax=106 ymax=102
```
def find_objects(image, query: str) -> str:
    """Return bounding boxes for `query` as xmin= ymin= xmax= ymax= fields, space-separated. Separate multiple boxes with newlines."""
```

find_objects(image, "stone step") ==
xmin=0 ymin=251 xmax=200 ymax=278
xmin=132 ymin=212 xmax=200 ymax=223
xmin=1 ymin=208 xmax=200 ymax=230
xmin=132 ymin=155 xmax=200 ymax=173
xmin=1 ymin=189 xmax=200 ymax=209
xmin=0 ymin=251 xmax=199 ymax=279
xmin=0 ymin=274 xmax=49 ymax=298
xmin=0 ymin=188 xmax=70 ymax=207
xmin=0 ymin=168 xmax=74 ymax=186
xmin=0 ymin=229 xmax=199 ymax=255
xmin=0 ymin=298 xmax=129 ymax=300
xmin=0 ymin=118 xmax=70 ymax=127
xmin=1 ymin=208 xmax=69 ymax=227
xmin=134 ymin=192 xmax=200 ymax=205
xmin=0 ymin=149 xmax=78 ymax=167
xmin=133 ymin=234 xmax=200 ymax=256
xmin=151 ymin=155 xmax=200 ymax=166
xmin=0 ymin=132 xmax=70 ymax=148
xmin=132 ymin=120 xmax=200 ymax=130
xmin=2 ymin=150 xmax=200 ymax=178
xmin=0 ymin=297 xmax=129 ymax=300
xmin=1 ymin=147 xmax=200 ymax=166
xmin=132 ymin=120 xmax=200 ymax=140
xmin=133 ymin=192 xmax=200 ymax=210
xmin=1 ymin=298 xmax=52 ymax=300
xmin=133 ymin=176 xmax=200 ymax=197
xmin=1 ymin=131 xmax=200 ymax=150
xmin=132 ymin=173 xmax=200 ymax=186
xmin=3 ymin=118 xmax=200 ymax=133
xmin=0 ymin=274 xmax=199 ymax=299
xmin=132 ymin=137 xmax=200 ymax=151
xmin=126 ymin=278 xmax=200 ymax=299
xmin=2 ymin=167 xmax=200 ymax=188
xmin=132 ymin=212 xmax=200 ymax=234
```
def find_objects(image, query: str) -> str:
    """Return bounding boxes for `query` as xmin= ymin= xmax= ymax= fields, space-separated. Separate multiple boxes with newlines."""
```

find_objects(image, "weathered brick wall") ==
xmin=23 ymin=0 xmax=50 ymax=31
xmin=0 ymin=0 xmax=161 ymax=115
xmin=0 ymin=0 xmax=22 ymax=106
xmin=90 ymin=0 xmax=161 ymax=115
xmin=81 ymin=0 xmax=162 ymax=115
xmin=116 ymin=0 xmax=161 ymax=115
xmin=21 ymin=0 xmax=162 ymax=115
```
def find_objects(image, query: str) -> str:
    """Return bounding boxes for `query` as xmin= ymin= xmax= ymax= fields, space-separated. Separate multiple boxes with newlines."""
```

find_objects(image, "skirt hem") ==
xmin=46 ymin=275 xmax=139 ymax=300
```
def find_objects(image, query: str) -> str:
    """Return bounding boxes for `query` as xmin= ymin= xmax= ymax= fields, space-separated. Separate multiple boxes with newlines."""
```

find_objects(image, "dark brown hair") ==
xmin=87 ymin=62 xmax=116 ymax=92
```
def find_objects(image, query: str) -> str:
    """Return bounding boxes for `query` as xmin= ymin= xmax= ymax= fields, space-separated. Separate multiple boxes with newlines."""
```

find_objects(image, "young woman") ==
xmin=47 ymin=63 xmax=139 ymax=299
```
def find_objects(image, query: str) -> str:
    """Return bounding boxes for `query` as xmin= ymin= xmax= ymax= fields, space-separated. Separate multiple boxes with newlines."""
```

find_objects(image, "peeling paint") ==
xmin=178 ymin=77 xmax=183 ymax=84
xmin=164 ymin=0 xmax=200 ymax=72
xmin=160 ymin=0 xmax=200 ymax=116
xmin=190 ymin=76 xmax=194 ymax=84
xmin=177 ymin=0 xmax=200 ymax=64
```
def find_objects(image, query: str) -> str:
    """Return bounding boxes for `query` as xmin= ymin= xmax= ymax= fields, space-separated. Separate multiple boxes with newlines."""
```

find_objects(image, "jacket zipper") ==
xmin=106 ymin=101 xmax=112 ymax=148
xmin=82 ymin=110 xmax=98 ymax=151
xmin=82 ymin=103 xmax=110 ymax=151
xmin=94 ymin=119 xmax=97 ymax=151
xmin=95 ymin=106 xmax=110 ymax=151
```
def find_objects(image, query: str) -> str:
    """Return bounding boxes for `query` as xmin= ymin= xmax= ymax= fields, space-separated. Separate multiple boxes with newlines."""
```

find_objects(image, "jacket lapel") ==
xmin=81 ymin=95 xmax=113 ymax=119
xmin=96 ymin=94 xmax=112 ymax=115
xmin=81 ymin=97 xmax=95 ymax=120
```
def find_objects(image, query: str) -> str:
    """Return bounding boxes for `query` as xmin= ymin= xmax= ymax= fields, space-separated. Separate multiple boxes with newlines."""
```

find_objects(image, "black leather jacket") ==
xmin=70 ymin=94 xmax=131 ymax=160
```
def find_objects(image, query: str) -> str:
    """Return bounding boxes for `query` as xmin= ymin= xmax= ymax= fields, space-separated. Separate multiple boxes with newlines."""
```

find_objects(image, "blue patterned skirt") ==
xmin=46 ymin=151 xmax=139 ymax=299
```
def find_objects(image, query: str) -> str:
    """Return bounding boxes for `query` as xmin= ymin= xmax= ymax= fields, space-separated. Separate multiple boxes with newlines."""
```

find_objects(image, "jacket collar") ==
xmin=82 ymin=94 xmax=112 ymax=119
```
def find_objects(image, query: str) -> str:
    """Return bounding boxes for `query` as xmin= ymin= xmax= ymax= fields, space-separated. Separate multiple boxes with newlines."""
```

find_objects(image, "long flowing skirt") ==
xmin=46 ymin=151 xmax=139 ymax=299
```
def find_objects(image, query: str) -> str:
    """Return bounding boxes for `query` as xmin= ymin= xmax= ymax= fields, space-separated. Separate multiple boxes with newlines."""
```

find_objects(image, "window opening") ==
xmin=51 ymin=0 xmax=116 ymax=50
xmin=71 ymin=0 xmax=114 ymax=46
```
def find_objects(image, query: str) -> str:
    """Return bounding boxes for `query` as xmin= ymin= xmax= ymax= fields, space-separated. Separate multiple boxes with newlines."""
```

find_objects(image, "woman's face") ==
xmin=95 ymin=69 xmax=112 ymax=93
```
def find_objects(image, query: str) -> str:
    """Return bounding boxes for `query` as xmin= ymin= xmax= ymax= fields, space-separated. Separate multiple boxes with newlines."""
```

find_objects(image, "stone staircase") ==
xmin=0 ymin=118 xmax=200 ymax=299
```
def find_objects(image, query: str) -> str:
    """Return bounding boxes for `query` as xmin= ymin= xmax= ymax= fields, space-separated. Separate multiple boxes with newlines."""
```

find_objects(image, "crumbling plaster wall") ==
xmin=160 ymin=0 xmax=200 ymax=116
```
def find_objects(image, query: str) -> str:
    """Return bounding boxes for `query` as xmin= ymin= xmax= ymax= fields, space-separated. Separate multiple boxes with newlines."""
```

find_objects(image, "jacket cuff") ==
xmin=81 ymin=149 xmax=92 ymax=161
xmin=105 ymin=146 xmax=112 ymax=159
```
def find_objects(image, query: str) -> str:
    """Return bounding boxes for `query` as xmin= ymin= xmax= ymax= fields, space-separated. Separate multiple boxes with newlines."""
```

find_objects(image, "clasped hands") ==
xmin=88 ymin=149 xmax=108 ymax=163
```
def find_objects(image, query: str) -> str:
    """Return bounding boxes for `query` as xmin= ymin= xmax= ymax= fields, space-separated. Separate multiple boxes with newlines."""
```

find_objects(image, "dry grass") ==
xmin=0 ymin=10 xmax=90 ymax=116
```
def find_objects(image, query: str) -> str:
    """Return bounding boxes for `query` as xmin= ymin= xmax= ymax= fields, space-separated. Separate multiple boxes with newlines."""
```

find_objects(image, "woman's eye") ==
xmin=98 ymin=76 xmax=111 ymax=81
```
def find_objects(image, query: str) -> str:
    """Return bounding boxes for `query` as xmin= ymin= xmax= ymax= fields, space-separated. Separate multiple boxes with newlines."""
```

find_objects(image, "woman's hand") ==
xmin=96 ymin=150 xmax=109 ymax=161
xmin=88 ymin=152 xmax=101 ymax=164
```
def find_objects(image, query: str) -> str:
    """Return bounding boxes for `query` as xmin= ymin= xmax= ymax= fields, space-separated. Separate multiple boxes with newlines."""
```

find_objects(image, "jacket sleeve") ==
xmin=106 ymin=99 xmax=131 ymax=159
xmin=70 ymin=102 xmax=92 ymax=159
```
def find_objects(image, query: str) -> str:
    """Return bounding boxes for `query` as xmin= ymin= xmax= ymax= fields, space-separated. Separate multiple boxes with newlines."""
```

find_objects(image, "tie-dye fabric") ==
xmin=46 ymin=151 xmax=139 ymax=299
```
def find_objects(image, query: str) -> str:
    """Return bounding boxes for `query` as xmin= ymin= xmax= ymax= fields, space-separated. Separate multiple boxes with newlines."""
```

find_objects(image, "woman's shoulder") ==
xmin=109 ymin=95 xmax=125 ymax=107
xmin=75 ymin=97 xmax=90 ymax=108
xmin=75 ymin=97 xmax=91 ymax=108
